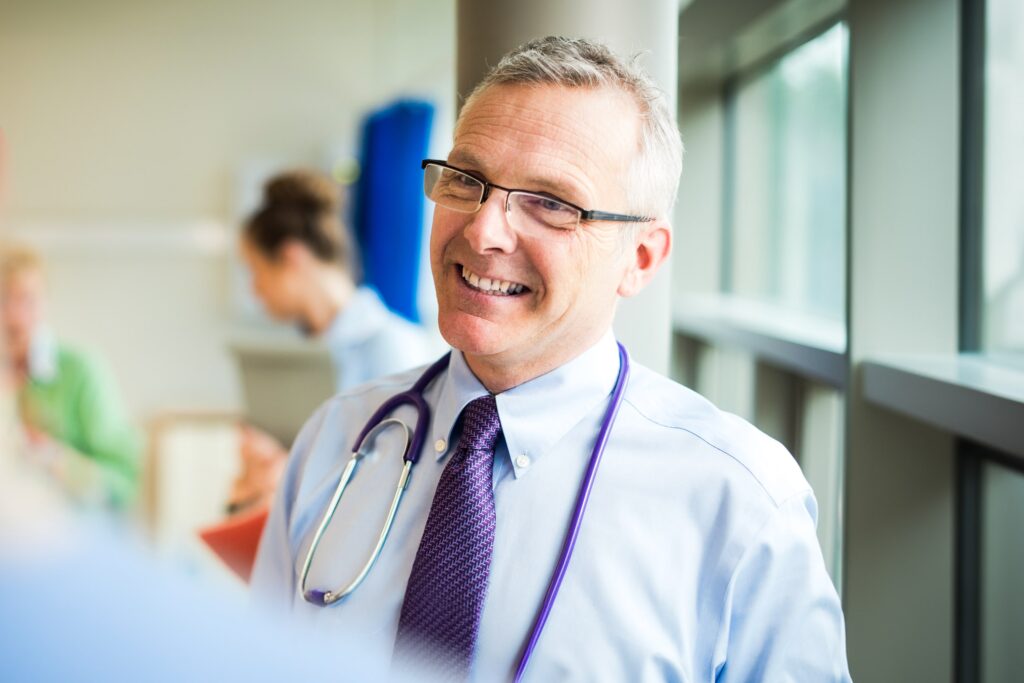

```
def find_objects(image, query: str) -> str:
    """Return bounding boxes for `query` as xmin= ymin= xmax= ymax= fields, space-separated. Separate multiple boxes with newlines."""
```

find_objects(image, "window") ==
xmin=981 ymin=0 xmax=1024 ymax=364
xmin=725 ymin=22 xmax=848 ymax=323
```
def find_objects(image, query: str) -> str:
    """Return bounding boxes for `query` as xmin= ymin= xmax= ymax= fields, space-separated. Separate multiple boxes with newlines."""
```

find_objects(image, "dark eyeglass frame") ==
xmin=420 ymin=159 xmax=655 ymax=224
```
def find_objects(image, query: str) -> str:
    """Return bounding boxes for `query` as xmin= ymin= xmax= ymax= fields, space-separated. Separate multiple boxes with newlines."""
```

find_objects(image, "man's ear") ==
xmin=617 ymin=220 xmax=671 ymax=298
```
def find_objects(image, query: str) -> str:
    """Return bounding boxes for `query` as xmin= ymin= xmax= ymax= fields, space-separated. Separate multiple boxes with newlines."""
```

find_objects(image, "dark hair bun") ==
xmin=245 ymin=169 xmax=351 ymax=266
xmin=263 ymin=170 xmax=341 ymax=214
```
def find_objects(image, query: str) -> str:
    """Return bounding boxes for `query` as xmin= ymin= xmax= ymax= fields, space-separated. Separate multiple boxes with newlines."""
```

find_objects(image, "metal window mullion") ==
xmin=955 ymin=440 xmax=982 ymax=683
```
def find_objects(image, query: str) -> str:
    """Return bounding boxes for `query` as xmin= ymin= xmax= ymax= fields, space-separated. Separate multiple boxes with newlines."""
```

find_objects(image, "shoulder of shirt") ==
xmin=281 ymin=362 xmax=435 ymax=497
xmin=52 ymin=342 xmax=104 ymax=380
xmin=296 ymin=362 xmax=435 ymax=436
xmin=622 ymin=361 xmax=810 ymax=508
xmin=336 ymin=361 xmax=432 ymax=401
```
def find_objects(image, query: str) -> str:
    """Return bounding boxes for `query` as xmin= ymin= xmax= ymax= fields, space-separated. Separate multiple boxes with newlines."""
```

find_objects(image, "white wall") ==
xmin=1 ymin=0 xmax=456 ymax=419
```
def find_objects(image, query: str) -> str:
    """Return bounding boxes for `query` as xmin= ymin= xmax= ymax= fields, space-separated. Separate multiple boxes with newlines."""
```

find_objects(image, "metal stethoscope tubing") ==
xmin=301 ymin=353 xmax=450 ymax=606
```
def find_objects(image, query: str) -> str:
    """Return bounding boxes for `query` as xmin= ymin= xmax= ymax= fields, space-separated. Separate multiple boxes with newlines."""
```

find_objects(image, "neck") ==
xmin=301 ymin=268 xmax=355 ymax=336
xmin=463 ymin=328 xmax=611 ymax=394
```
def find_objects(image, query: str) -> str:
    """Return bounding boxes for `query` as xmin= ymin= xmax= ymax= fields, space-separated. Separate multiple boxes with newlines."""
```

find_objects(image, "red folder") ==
xmin=197 ymin=505 xmax=270 ymax=582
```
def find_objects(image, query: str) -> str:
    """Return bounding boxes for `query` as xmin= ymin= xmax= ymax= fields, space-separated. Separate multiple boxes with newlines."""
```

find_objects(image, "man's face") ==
xmin=1 ymin=268 xmax=46 ymax=361
xmin=430 ymin=83 xmax=645 ymax=382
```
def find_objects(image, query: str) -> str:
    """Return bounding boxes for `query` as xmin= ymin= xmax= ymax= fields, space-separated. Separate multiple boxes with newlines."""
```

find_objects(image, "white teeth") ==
xmin=460 ymin=266 xmax=525 ymax=296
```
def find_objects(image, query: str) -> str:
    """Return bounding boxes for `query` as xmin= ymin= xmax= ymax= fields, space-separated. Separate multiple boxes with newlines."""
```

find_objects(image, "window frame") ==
xmin=718 ymin=16 xmax=850 ymax=327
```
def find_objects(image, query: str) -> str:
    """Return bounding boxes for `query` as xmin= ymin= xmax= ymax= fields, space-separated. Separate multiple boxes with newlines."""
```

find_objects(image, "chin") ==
xmin=437 ymin=310 xmax=513 ymax=359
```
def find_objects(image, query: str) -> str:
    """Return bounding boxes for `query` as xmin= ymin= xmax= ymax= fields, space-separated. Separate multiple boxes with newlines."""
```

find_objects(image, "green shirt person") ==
xmin=2 ymin=243 xmax=141 ymax=509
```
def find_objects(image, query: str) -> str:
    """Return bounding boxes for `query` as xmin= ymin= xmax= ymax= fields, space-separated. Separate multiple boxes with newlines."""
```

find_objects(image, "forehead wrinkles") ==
xmin=454 ymin=90 xmax=635 ymax=200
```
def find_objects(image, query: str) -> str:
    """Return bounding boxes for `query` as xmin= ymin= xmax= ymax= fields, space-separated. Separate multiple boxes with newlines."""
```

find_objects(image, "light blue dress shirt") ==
xmin=252 ymin=332 xmax=851 ymax=681
xmin=322 ymin=285 xmax=437 ymax=391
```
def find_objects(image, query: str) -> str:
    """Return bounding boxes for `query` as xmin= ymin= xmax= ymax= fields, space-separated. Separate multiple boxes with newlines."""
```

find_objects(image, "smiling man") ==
xmin=252 ymin=37 xmax=851 ymax=681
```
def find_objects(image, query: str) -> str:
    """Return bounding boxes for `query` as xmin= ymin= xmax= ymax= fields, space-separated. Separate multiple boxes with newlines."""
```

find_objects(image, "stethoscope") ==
xmin=299 ymin=343 xmax=631 ymax=681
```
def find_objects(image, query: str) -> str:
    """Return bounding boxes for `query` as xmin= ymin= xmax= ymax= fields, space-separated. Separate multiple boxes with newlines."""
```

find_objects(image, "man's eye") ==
xmin=454 ymin=174 xmax=479 ymax=187
xmin=437 ymin=171 xmax=480 ymax=197
xmin=515 ymin=194 xmax=579 ymax=230
xmin=537 ymin=198 xmax=567 ymax=212
xmin=523 ymin=195 xmax=574 ymax=215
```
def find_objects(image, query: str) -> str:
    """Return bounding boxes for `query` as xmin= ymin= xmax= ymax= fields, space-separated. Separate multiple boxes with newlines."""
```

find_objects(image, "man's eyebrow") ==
xmin=447 ymin=150 xmax=589 ymax=205
xmin=447 ymin=149 xmax=485 ymax=171
xmin=521 ymin=176 xmax=588 ymax=204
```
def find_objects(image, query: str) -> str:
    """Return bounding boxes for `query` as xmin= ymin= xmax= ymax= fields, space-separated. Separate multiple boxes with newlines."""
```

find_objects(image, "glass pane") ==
xmin=980 ymin=459 xmax=1024 ymax=682
xmin=728 ymin=23 xmax=848 ymax=323
xmin=982 ymin=0 xmax=1024 ymax=364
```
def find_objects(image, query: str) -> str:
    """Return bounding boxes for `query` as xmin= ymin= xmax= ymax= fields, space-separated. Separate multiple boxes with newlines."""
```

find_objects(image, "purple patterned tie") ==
xmin=393 ymin=395 xmax=502 ymax=679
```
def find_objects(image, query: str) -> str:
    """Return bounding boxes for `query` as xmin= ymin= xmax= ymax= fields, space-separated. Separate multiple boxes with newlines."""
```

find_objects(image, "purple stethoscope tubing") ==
xmin=512 ymin=342 xmax=630 ymax=682
xmin=350 ymin=351 xmax=453 ymax=466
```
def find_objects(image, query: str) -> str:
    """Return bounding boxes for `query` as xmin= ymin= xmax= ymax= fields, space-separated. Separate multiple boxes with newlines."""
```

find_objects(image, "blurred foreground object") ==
xmin=0 ymin=454 xmax=375 ymax=682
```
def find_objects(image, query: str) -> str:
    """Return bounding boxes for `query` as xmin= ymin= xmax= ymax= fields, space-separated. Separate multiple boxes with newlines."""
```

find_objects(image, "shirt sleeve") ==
xmin=715 ymin=491 xmax=852 ymax=683
xmin=250 ymin=472 xmax=297 ymax=612
xmin=72 ymin=353 xmax=142 ymax=508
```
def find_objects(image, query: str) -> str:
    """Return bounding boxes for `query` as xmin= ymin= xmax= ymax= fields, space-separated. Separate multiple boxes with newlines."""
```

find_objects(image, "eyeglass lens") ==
xmin=424 ymin=163 xmax=580 ymax=233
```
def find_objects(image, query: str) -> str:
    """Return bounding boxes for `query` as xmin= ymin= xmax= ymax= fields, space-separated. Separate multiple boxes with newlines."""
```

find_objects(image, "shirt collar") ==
xmin=431 ymin=330 xmax=620 ymax=479
xmin=322 ymin=286 xmax=391 ymax=347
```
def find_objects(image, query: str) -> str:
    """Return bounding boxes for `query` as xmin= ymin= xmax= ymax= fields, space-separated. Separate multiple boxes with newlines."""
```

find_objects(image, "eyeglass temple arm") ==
xmin=580 ymin=210 xmax=655 ymax=223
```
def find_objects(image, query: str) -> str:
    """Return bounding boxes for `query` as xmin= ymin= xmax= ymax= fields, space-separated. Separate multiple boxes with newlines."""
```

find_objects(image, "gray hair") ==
xmin=461 ymin=36 xmax=684 ymax=221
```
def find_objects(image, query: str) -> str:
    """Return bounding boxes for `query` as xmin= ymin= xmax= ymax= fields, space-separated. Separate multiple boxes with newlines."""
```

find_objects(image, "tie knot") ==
xmin=458 ymin=395 xmax=501 ymax=453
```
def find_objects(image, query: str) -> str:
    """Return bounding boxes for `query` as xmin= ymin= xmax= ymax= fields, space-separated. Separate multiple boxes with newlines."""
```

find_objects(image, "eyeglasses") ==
xmin=421 ymin=159 xmax=653 ymax=236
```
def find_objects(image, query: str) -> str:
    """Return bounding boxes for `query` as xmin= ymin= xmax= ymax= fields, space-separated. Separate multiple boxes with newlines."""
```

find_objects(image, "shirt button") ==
xmin=434 ymin=438 xmax=447 ymax=453
xmin=515 ymin=454 xmax=531 ymax=469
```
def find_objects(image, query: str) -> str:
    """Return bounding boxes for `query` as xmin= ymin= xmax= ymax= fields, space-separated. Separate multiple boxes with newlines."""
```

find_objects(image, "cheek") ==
xmin=251 ymin=272 xmax=271 ymax=298
xmin=429 ymin=215 xmax=463 ymax=273
xmin=428 ymin=226 xmax=444 ymax=267
xmin=562 ymin=236 xmax=625 ymax=302
xmin=557 ymin=237 xmax=601 ymax=287
xmin=5 ymin=298 xmax=38 ymax=327
xmin=0 ymin=304 xmax=16 ymax=329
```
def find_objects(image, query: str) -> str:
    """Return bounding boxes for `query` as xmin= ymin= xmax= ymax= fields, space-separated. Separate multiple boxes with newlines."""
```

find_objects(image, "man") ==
xmin=252 ymin=36 xmax=851 ymax=681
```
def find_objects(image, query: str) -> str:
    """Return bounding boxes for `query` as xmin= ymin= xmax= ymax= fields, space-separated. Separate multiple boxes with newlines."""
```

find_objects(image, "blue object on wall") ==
xmin=354 ymin=99 xmax=434 ymax=323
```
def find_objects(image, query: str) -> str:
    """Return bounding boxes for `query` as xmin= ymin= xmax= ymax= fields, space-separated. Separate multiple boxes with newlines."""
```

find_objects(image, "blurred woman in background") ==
xmin=0 ymin=243 xmax=141 ymax=509
xmin=228 ymin=170 xmax=435 ymax=514
xmin=241 ymin=169 xmax=432 ymax=389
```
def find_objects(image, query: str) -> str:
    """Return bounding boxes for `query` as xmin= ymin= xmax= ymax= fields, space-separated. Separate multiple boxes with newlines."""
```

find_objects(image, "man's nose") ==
xmin=464 ymin=190 xmax=517 ymax=254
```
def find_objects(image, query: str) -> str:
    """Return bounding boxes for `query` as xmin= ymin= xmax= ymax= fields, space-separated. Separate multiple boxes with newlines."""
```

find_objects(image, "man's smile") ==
xmin=458 ymin=264 xmax=530 ymax=296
